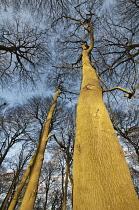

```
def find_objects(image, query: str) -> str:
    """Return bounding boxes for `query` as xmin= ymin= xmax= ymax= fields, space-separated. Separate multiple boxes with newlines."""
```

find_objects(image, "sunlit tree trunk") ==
xmin=1 ymin=169 xmax=21 ymax=210
xmin=8 ymin=151 xmax=37 ymax=210
xmin=20 ymin=88 xmax=59 ymax=210
xmin=73 ymin=45 xmax=139 ymax=209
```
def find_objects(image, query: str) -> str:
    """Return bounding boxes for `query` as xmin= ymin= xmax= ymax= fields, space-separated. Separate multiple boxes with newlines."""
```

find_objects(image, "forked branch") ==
xmin=62 ymin=14 xmax=94 ymax=52
xmin=103 ymin=86 xmax=136 ymax=99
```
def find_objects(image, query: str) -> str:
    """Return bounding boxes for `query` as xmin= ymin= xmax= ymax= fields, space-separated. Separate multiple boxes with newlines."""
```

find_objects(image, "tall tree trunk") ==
xmin=62 ymin=159 xmax=70 ymax=210
xmin=73 ymin=48 xmax=139 ymax=209
xmin=1 ymin=169 xmax=21 ymax=210
xmin=0 ymin=144 xmax=12 ymax=166
xmin=68 ymin=161 xmax=73 ymax=208
xmin=43 ymin=174 xmax=51 ymax=209
xmin=20 ymin=88 xmax=59 ymax=210
xmin=43 ymin=187 xmax=49 ymax=210
xmin=8 ymin=151 xmax=37 ymax=210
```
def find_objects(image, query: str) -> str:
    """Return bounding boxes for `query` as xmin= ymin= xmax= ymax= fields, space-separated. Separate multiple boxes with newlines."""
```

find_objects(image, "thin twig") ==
xmin=52 ymin=65 xmax=82 ymax=69
xmin=103 ymin=86 xmax=136 ymax=99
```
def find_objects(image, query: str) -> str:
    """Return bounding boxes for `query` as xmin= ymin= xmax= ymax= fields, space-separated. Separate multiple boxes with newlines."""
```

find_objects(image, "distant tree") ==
xmin=95 ymin=0 xmax=139 ymax=95
xmin=24 ymin=96 xmax=55 ymax=136
xmin=0 ymin=0 xmax=68 ymax=17
xmin=51 ymin=108 xmax=75 ymax=210
xmin=41 ymin=161 xmax=56 ymax=210
xmin=109 ymin=107 xmax=139 ymax=196
xmin=0 ymin=142 xmax=33 ymax=210
xmin=50 ymin=189 xmax=63 ymax=210
xmin=34 ymin=161 xmax=59 ymax=210
xmin=0 ymin=13 xmax=48 ymax=86
xmin=111 ymin=109 xmax=139 ymax=159
xmin=0 ymin=105 xmax=35 ymax=166
xmin=7 ymin=148 xmax=37 ymax=210
xmin=0 ymin=95 xmax=57 ymax=167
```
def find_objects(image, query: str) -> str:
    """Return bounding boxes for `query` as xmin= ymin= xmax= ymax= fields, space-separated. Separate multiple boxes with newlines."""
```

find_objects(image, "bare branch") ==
xmin=53 ymin=135 xmax=67 ymax=150
xmin=62 ymin=15 xmax=90 ymax=32
xmin=103 ymin=86 xmax=136 ymax=99
xmin=52 ymin=65 xmax=82 ymax=69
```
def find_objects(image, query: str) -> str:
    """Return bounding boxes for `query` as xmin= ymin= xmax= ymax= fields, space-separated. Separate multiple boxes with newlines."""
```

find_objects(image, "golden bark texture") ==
xmin=73 ymin=50 xmax=139 ymax=210
xmin=1 ymin=169 xmax=21 ymax=210
xmin=8 ymin=152 xmax=37 ymax=210
xmin=20 ymin=89 xmax=59 ymax=210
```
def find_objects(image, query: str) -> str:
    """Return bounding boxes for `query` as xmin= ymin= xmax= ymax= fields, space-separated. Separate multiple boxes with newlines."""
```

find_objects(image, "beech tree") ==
xmin=4 ymin=89 xmax=60 ymax=210
xmin=70 ymin=20 xmax=138 ymax=210
xmin=0 ymin=0 xmax=139 ymax=209
xmin=50 ymin=107 xmax=75 ymax=210
xmin=0 ymin=12 xmax=48 ymax=86
xmin=0 ymin=106 xmax=34 ymax=166
xmin=37 ymin=161 xmax=57 ymax=209
xmin=19 ymin=88 xmax=59 ymax=210
xmin=50 ymin=1 xmax=139 ymax=209
xmin=0 ymin=143 xmax=33 ymax=210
